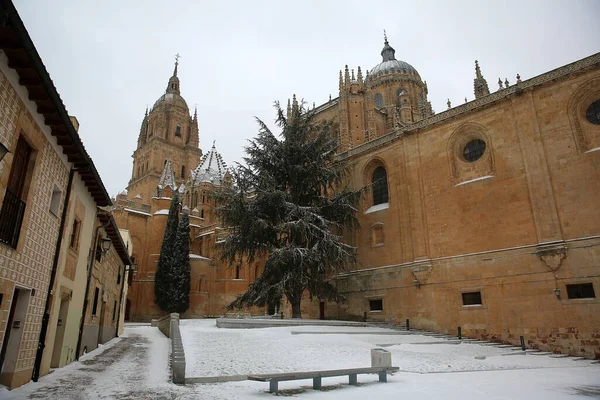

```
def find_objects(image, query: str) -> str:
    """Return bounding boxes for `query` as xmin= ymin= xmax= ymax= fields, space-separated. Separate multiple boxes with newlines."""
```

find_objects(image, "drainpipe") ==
xmin=75 ymin=218 xmax=109 ymax=360
xmin=115 ymin=264 xmax=127 ymax=337
xmin=32 ymin=167 xmax=78 ymax=382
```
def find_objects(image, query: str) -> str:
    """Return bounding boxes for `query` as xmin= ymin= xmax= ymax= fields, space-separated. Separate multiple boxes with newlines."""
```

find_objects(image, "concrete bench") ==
xmin=247 ymin=366 xmax=400 ymax=394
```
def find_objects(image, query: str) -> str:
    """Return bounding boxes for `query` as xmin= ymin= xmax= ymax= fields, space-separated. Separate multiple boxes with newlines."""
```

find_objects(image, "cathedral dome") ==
xmin=369 ymin=36 xmax=419 ymax=78
xmin=152 ymin=92 xmax=189 ymax=111
xmin=191 ymin=142 xmax=228 ymax=185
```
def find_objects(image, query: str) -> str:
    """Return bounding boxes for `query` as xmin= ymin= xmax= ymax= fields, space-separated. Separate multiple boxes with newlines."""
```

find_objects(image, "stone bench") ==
xmin=247 ymin=366 xmax=400 ymax=394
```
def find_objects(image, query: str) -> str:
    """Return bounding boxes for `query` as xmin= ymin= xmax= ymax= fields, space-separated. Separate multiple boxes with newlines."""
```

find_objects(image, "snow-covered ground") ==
xmin=180 ymin=319 xmax=600 ymax=399
xmin=180 ymin=319 xmax=598 ymax=376
xmin=3 ymin=320 xmax=598 ymax=399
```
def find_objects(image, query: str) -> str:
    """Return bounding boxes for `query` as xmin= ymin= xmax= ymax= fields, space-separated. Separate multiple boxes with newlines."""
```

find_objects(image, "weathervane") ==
xmin=175 ymin=53 xmax=181 ymax=64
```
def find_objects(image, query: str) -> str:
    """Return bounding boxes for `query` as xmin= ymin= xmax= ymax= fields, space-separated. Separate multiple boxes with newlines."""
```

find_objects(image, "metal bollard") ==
xmin=458 ymin=326 xmax=462 ymax=340
xmin=406 ymin=319 xmax=410 ymax=331
xmin=520 ymin=335 xmax=526 ymax=351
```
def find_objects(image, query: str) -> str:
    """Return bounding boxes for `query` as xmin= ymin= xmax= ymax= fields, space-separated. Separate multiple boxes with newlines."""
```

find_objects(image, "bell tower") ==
xmin=127 ymin=58 xmax=202 ymax=204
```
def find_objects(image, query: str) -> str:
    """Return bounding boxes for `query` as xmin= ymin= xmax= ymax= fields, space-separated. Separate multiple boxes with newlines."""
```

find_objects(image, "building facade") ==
xmin=117 ymin=36 xmax=599 ymax=358
xmin=302 ymin=38 xmax=600 ymax=358
xmin=0 ymin=2 xmax=132 ymax=389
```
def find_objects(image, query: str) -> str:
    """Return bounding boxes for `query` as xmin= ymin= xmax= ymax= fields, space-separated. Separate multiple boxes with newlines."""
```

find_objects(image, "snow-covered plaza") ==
xmin=3 ymin=320 xmax=599 ymax=399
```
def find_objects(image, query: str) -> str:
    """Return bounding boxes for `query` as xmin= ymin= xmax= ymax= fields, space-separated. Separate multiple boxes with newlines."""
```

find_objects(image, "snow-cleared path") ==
xmin=4 ymin=326 xmax=186 ymax=400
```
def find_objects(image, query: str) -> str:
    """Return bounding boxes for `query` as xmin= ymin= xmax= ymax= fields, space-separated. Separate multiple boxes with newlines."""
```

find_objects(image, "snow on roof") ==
xmin=124 ymin=208 xmax=152 ymax=217
xmin=154 ymin=209 xmax=170 ymax=215
xmin=157 ymin=159 xmax=176 ymax=189
xmin=189 ymin=254 xmax=211 ymax=260
xmin=365 ymin=202 xmax=389 ymax=214
xmin=191 ymin=141 xmax=228 ymax=186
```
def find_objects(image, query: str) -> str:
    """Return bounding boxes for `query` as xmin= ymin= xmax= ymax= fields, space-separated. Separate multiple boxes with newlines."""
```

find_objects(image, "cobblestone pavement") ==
xmin=6 ymin=328 xmax=189 ymax=400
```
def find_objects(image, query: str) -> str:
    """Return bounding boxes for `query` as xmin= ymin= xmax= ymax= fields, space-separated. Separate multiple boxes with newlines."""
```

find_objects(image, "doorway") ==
xmin=125 ymin=299 xmax=131 ymax=321
xmin=51 ymin=295 xmax=70 ymax=367
xmin=319 ymin=301 xmax=325 ymax=320
xmin=0 ymin=288 xmax=31 ymax=386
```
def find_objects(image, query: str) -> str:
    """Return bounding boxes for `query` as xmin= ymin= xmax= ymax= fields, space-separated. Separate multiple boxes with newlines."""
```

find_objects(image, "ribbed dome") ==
xmin=191 ymin=142 xmax=228 ymax=185
xmin=369 ymin=36 xmax=419 ymax=78
xmin=370 ymin=59 xmax=419 ymax=77
xmin=153 ymin=92 xmax=189 ymax=110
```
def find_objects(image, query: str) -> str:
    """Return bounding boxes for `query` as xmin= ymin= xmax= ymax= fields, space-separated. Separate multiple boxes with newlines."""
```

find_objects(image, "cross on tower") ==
xmin=175 ymin=53 xmax=181 ymax=63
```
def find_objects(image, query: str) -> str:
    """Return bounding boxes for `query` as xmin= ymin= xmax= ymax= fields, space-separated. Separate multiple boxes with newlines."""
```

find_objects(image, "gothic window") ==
xmin=175 ymin=124 xmax=182 ymax=137
xmin=235 ymin=265 xmax=241 ymax=280
xmin=586 ymin=99 xmax=600 ymax=125
xmin=200 ymin=209 xmax=204 ymax=218
xmin=181 ymin=166 xmax=185 ymax=179
xmin=463 ymin=139 xmax=486 ymax=162
xmin=374 ymin=93 xmax=383 ymax=108
xmin=372 ymin=167 xmax=389 ymax=205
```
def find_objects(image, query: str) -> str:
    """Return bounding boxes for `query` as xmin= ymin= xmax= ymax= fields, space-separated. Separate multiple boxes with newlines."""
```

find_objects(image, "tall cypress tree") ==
xmin=155 ymin=192 xmax=180 ymax=312
xmin=218 ymin=102 xmax=363 ymax=318
xmin=172 ymin=212 xmax=191 ymax=313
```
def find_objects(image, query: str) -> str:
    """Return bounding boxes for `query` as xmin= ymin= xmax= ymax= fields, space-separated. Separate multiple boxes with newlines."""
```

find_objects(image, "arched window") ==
xmin=374 ymin=93 xmax=383 ymax=108
xmin=181 ymin=165 xmax=185 ymax=179
xmin=372 ymin=167 xmax=389 ymax=205
xmin=175 ymin=124 xmax=181 ymax=137
xmin=235 ymin=265 xmax=241 ymax=279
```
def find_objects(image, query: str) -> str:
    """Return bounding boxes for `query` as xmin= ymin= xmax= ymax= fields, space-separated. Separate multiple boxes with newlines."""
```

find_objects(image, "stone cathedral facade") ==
xmin=116 ymin=37 xmax=600 ymax=359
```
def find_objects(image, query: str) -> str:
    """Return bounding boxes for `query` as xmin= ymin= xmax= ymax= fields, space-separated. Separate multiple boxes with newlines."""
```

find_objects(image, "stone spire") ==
xmin=166 ymin=54 xmax=181 ymax=95
xmin=157 ymin=159 xmax=176 ymax=190
xmin=357 ymin=66 xmax=363 ymax=83
xmin=381 ymin=30 xmax=396 ymax=62
xmin=473 ymin=60 xmax=490 ymax=99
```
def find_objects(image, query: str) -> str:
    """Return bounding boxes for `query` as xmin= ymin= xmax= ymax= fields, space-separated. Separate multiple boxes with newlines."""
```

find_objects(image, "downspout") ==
xmin=32 ymin=167 xmax=78 ymax=382
xmin=75 ymin=217 xmax=109 ymax=360
xmin=115 ymin=264 xmax=126 ymax=337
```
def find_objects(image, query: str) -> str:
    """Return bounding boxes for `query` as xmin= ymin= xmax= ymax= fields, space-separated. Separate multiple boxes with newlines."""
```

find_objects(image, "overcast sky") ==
xmin=14 ymin=0 xmax=600 ymax=196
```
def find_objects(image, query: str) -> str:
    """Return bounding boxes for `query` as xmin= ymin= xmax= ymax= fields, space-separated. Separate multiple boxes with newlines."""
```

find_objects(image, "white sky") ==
xmin=14 ymin=0 xmax=600 ymax=196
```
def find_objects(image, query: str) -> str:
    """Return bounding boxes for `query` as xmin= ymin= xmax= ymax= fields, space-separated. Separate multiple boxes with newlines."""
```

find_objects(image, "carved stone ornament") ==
xmin=536 ymin=241 xmax=568 ymax=272
xmin=410 ymin=259 xmax=433 ymax=283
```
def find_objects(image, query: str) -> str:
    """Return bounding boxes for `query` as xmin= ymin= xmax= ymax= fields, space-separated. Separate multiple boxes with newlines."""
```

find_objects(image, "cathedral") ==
xmin=114 ymin=36 xmax=600 ymax=358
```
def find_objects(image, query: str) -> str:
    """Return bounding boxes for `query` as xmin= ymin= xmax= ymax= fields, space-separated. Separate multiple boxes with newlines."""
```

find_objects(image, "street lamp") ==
xmin=0 ymin=142 xmax=8 ymax=162
xmin=100 ymin=236 xmax=112 ymax=254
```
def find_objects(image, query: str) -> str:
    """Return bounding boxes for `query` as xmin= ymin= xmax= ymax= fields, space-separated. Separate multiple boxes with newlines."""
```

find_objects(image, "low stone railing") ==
xmin=152 ymin=313 xmax=186 ymax=384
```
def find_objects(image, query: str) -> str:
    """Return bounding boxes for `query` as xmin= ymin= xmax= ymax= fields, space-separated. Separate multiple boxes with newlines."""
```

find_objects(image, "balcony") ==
xmin=0 ymin=189 xmax=26 ymax=248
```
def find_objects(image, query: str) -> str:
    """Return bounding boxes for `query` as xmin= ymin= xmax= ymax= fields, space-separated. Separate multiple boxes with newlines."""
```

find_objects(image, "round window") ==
xmin=586 ymin=99 xmax=600 ymax=125
xmin=463 ymin=139 xmax=486 ymax=162
xmin=374 ymin=93 xmax=383 ymax=108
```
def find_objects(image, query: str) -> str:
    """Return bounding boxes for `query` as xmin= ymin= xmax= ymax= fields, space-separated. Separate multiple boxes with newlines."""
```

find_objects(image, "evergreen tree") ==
xmin=218 ymin=102 xmax=362 ymax=318
xmin=154 ymin=192 xmax=180 ymax=312
xmin=172 ymin=212 xmax=191 ymax=313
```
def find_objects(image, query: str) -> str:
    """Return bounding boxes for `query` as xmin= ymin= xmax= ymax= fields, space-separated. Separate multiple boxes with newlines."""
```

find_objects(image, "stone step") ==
xmin=549 ymin=354 xmax=570 ymax=358
xmin=527 ymin=352 xmax=554 ymax=356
